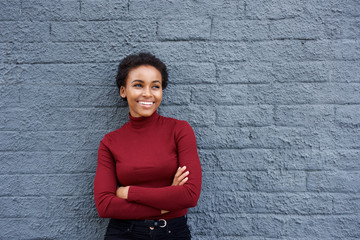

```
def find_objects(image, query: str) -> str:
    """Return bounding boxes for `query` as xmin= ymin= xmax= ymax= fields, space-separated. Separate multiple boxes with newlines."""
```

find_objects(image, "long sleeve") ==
xmin=94 ymin=141 xmax=162 ymax=219
xmin=127 ymin=121 xmax=202 ymax=211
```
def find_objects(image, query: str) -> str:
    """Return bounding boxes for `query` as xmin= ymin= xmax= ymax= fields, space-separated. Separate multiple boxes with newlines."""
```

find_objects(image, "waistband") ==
xmin=110 ymin=216 xmax=187 ymax=230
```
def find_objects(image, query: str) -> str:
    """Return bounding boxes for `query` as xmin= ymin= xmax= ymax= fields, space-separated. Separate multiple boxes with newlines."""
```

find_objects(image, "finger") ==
xmin=177 ymin=171 xmax=189 ymax=182
xmin=174 ymin=166 xmax=186 ymax=178
xmin=178 ymin=171 xmax=189 ymax=181
xmin=174 ymin=167 xmax=183 ymax=178
xmin=178 ymin=177 xmax=188 ymax=186
xmin=172 ymin=167 xmax=188 ymax=186
xmin=176 ymin=171 xmax=189 ymax=185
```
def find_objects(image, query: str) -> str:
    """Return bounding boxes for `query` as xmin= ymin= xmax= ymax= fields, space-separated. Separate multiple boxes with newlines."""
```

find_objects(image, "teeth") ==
xmin=139 ymin=101 xmax=153 ymax=105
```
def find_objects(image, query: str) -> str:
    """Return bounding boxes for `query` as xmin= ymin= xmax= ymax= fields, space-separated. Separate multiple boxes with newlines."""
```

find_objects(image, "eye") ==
xmin=152 ymin=85 xmax=161 ymax=89
xmin=133 ymin=84 xmax=142 ymax=87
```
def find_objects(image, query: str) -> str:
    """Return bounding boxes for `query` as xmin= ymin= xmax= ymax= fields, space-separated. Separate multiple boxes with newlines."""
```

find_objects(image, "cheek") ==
xmin=156 ymin=91 xmax=163 ymax=101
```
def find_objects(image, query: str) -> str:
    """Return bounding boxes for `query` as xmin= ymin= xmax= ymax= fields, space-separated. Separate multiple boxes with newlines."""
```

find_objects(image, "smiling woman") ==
xmin=94 ymin=53 xmax=202 ymax=240
xmin=120 ymin=65 xmax=163 ymax=118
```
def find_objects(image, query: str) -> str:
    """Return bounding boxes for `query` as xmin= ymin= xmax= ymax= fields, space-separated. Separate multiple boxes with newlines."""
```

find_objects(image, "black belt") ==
xmin=129 ymin=219 xmax=167 ymax=230
xmin=110 ymin=216 xmax=186 ymax=230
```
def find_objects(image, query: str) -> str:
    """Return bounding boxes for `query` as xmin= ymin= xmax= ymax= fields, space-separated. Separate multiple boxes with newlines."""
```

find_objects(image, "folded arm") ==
xmin=125 ymin=122 xmax=202 ymax=211
xmin=94 ymin=141 xmax=162 ymax=219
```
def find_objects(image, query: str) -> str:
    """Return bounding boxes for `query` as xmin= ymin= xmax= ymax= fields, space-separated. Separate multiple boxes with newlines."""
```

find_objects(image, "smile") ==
xmin=138 ymin=101 xmax=154 ymax=106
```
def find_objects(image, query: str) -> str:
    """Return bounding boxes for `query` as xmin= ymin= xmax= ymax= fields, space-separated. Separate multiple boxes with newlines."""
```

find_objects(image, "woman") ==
xmin=94 ymin=52 xmax=202 ymax=240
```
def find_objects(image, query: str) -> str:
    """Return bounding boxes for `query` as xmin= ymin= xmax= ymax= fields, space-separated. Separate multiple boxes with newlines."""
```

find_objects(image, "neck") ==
xmin=128 ymin=111 xmax=159 ymax=129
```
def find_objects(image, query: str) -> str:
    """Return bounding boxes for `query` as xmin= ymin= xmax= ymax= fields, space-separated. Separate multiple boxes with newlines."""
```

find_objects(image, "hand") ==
xmin=116 ymin=186 xmax=129 ymax=199
xmin=171 ymin=166 xmax=189 ymax=186
xmin=161 ymin=210 xmax=169 ymax=214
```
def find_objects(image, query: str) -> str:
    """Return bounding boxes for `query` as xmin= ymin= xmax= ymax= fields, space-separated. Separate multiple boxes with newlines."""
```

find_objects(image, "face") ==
xmin=120 ymin=65 xmax=163 ymax=118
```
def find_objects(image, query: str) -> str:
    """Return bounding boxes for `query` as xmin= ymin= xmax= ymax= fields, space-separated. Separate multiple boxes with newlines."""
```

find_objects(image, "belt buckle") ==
xmin=149 ymin=219 xmax=167 ymax=230
xmin=159 ymin=219 xmax=167 ymax=228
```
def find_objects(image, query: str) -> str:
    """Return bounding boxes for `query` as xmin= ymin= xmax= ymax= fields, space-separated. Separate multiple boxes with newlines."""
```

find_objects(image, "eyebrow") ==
xmin=131 ymin=80 xmax=161 ymax=84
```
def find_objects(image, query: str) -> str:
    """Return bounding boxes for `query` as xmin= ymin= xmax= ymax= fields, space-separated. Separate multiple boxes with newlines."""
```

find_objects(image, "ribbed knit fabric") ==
xmin=94 ymin=111 xmax=202 ymax=220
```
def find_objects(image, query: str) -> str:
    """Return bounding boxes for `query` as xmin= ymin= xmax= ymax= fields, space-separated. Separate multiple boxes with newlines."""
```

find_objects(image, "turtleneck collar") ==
xmin=128 ymin=111 xmax=160 ymax=129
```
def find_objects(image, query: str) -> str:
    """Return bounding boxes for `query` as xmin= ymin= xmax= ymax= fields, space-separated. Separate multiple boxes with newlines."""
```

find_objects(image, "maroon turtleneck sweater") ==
xmin=94 ymin=111 xmax=202 ymax=220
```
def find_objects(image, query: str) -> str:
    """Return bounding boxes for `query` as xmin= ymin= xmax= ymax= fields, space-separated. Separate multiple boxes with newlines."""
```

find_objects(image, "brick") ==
xmin=329 ymin=61 xmax=360 ymax=82
xmin=250 ymin=215 xmax=286 ymax=237
xmin=324 ymin=18 xmax=360 ymax=39
xmin=49 ymin=218 xmax=107 ymax=239
xmin=191 ymin=85 xmax=248 ymax=105
xmin=168 ymin=62 xmax=216 ymax=84
xmin=248 ymin=126 xmax=334 ymax=149
xmin=129 ymin=0 xmax=245 ymax=20
xmin=217 ymin=105 xmax=274 ymax=127
xmin=269 ymin=18 xmax=326 ymax=40
xmin=331 ymin=150 xmax=360 ymax=170
xmin=272 ymin=62 xmax=329 ymax=83
xmin=0 ymin=150 xmax=97 ymax=174
xmin=158 ymin=19 xmax=211 ymax=40
xmin=161 ymin=84 xmax=191 ymax=106
xmin=0 ymin=218 xmax=54 ymax=239
xmin=245 ymin=0 xmax=303 ymax=20
xmin=51 ymin=21 xmax=157 ymax=42
xmin=2 ymin=42 xmax=111 ymax=64
xmin=217 ymin=62 xmax=275 ymax=84
xmin=80 ymin=0 xmax=128 ymax=20
xmin=20 ymin=0 xmax=80 ymax=21
xmin=272 ymin=149 xmax=334 ymax=171
xmin=0 ymin=130 xmax=106 ymax=151
xmin=205 ymin=42 xmax=248 ymax=62
xmin=198 ymin=150 xmax=220 ymax=171
xmin=248 ymin=40 xmax=307 ymax=62
xmin=285 ymin=216 xmax=360 ymax=238
xmin=303 ymin=0 xmax=360 ymax=18
xmin=0 ymin=106 xmax=108 ymax=131
xmin=188 ymin=192 xmax=215 ymax=213
xmin=333 ymin=193 xmax=360 ymax=214
xmin=212 ymin=20 xmax=269 ymax=41
xmin=202 ymin=171 xmax=250 ymax=192
xmin=331 ymin=126 xmax=360 ymax=149
xmin=19 ymin=85 xmax=121 ymax=107
xmin=0 ymin=64 xmax=24 ymax=84
xmin=248 ymin=170 xmax=307 ymax=192
xmin=0 ymin=173 xmax=95 ymax=196
xmin=248 ymin=40 xmax=360 ymax=62
xmin=189 ymin=213 xmax=252 ymax=236
xmin=274 ymin=105 xmax=334 ymax=127
xmin=239 ymin=192 xmax=334 ymax=215
xmin=307 ymin=171 xmax=360 ymax=193
xmin=110 ymin=41 xmax=195 ymax=63
xmin=335 ymin=105 xmax=360 ymax=126
xmin=194 ymin=126 xmax=251 ymax=149
xmin=0 ymin=21 xmax=49 ymax=43
xmin=0 ymin=0 xmax=21 ymax=20
xmin=248 ymin=83 xmax=360 ymax=105
xmin=0 ymin=85 xmax=20 ymax=107
xmin=159 ymin=105 xmax=216 ymax=127
xmin=217 ymin=149 xmax=273 ymax=171
xmin=0 ymin=197 xmax=48 ymax=217
xmin=20 ymin=63 xmax=116 ymax=85
xmin=49 ymin=195 xmax=98 ymax=218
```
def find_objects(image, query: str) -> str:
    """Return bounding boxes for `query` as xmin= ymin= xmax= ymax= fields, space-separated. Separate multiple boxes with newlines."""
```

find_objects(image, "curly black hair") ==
xmin=116 ymin=52 xmax=168 ymax=100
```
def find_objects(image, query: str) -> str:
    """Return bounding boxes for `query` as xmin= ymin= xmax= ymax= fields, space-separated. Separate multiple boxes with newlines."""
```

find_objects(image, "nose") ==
xmin=142 ymin=86 xmax=151 ymax=97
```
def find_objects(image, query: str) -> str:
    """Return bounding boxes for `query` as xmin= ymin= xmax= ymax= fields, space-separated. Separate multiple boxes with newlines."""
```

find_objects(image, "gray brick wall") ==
xmin=0 ymin=0 xmax=359 ymax=239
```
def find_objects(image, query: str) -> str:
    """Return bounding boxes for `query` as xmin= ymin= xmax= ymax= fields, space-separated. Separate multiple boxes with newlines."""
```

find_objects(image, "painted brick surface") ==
xmin=0 ymin=0 xmax=359 ymax=239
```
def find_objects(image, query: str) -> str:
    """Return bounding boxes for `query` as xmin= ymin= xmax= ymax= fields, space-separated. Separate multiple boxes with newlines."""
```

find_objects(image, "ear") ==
xmin=120 ymin=86 xmax=126 ymax=98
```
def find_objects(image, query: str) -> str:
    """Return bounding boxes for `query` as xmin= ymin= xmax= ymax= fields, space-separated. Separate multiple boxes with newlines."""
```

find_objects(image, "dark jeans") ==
xmin=104 ymin=216 xmax=191 ymax=240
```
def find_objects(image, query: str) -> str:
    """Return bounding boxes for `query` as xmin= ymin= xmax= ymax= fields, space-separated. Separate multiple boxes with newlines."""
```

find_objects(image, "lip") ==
xmin=137 ymin=101 xmax=155 ymax=108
